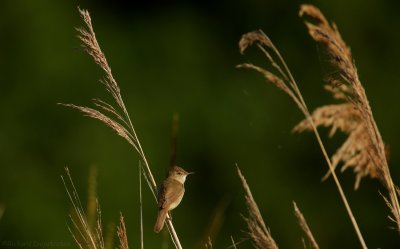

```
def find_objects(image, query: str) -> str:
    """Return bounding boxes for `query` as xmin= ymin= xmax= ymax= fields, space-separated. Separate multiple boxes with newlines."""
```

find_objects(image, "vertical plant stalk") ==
xmin=63 ymin=8 xmax=183 ymax=249
xmin=238 ymin=30 xmax=367 ymax=248
xmin=139 ymin=163 xmax=144 ymax=249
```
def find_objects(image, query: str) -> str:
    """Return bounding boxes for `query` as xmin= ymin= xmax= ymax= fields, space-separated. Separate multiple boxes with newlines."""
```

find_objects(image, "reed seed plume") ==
xmin=71 ymin=7 xmax=151 ymax=174
xmin=62 ymin=167 xmax=105 ymax=249
xmin=238 ymin=31 xmax=305 ymax=113
xmin=237 ymin=166 xmax=279 ymax=249
xmin=299 ymin=4 xmax=400 ymax=231
xmin=62 ymin=7 xmax=183 ymax=248
xmin=238 ymin=25 xmax=367 ymax=248
xmin=293 ymin=85 xmax=382 ymax=189
xmin=293 ymin=202 xmax=319 ymax=249
xmin=61 ymin=104 xmax=138 ymax=155
xmin=117 ymin=214 xmax=129 ymax=249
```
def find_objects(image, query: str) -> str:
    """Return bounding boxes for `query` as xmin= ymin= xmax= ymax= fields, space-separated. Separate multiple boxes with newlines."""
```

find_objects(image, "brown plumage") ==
xmin=154 ymin=166 xmax=193 ymax=233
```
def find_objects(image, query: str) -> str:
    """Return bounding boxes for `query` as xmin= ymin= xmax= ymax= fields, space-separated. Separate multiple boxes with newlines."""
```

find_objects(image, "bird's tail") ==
xmin=154 ymin=209 xmax=168 ymax=233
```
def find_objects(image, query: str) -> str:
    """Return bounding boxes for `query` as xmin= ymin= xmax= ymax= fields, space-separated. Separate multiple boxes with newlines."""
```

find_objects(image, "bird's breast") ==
xmin=169 ymin=187 xmax=185 ymax=210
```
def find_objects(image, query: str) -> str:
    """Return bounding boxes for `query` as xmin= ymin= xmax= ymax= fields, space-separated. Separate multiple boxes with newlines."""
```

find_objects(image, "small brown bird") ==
xmin=154 ymin=166 xmax=194 ymax=233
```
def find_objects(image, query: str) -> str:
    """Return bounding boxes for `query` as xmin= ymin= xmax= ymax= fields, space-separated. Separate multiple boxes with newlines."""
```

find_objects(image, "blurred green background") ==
xmin=1 ymin=0 xmax=400 ymax=248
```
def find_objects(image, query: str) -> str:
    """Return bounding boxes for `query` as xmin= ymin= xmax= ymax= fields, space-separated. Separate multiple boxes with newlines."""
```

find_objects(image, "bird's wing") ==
xmin=157 ymin=179 xmax=184 ymax=209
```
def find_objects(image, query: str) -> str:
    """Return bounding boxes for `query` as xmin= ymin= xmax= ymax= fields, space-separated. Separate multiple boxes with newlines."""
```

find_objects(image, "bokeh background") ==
xmin=1 ymin=0 xmax=400 ymax=248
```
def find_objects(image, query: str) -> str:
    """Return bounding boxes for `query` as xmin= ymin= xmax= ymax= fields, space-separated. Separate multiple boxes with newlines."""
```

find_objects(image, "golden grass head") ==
xmin=237 ymin=166 xmax=279 ymax=249
xmin=293 ymin=85 xmax=385 ymax=189
xmin=299 ymin=4 xmax=400 ymax=231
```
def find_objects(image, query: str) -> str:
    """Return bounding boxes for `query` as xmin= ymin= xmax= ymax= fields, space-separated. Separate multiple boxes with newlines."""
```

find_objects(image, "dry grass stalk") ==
xmin=230 ymin=236 xmax=238 ymax=249
xmin=62 ymin=7 xmax=183 ymax=248
xmin=205 ymin=237 xmax=213 ymax=249
xmin=62 ymin=167 xmax=105 ymax=249
xmin=139 ymin=162 xmax=144 ymax=249
xmin=299 ymin=4 xmax=400 ymax=230
xmin=117 ymin=214 xmax=129 ymax=249
xmin=293 ymin=202 xmax=319 ymax=249
xmin=237 ymin=166 xmax=279 ymax=249
xmin=238 ymin=28 xmax=367 ymax=248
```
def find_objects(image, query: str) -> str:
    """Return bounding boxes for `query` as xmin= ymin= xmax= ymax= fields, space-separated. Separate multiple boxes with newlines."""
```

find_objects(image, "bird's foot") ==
xmin=167 ymin=211 xmax=173 ymax=221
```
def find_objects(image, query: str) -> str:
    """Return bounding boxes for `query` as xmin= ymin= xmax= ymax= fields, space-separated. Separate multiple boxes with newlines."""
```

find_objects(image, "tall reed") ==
xmin=62 ymin=7 xmax=183 ymax=249
xmin=296 ymin=4 xmax=400 ymax=231
xmin=238 ymin=30 xmax=367 ymax=249
xmin=237 ymin=6 xmax=370 ymax=249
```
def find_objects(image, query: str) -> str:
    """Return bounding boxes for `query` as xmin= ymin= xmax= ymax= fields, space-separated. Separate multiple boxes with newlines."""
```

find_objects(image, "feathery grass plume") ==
xmin=238 ymin=28 xmax=367 ymax=248
xmin=293 ymin=85 xmax=380 ymax=189
xmin=62 ymin=167 xmax=105 ymax=249
xmin=237 ymin=166 xmax=278 ymax=249
xmin=117 ymin=214 xmax=129 ymax=249
xmin=62 ymin=8 xmax=183 ymax=248
xmin=293 ymin=202 xmax=319 ymax=249
xmin=299 ymin=4 xmax=400 ymax=231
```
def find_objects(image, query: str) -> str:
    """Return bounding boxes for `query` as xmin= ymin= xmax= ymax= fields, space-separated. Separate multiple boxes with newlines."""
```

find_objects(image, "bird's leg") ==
xmin=167 ymin=211 xmax=173 ymax=221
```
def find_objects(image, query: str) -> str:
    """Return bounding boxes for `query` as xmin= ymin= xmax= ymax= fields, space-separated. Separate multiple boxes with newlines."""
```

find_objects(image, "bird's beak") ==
xmin=187 ymin=172 xmax=195 ymax=175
